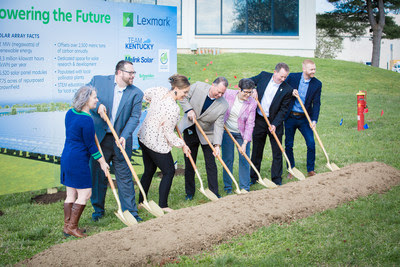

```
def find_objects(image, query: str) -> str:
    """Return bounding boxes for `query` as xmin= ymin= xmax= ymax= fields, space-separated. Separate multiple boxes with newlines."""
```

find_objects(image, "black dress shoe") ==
xmin=134 ymin=215 xmax=143 ymax=222
xmin=185 ymin=194 xmax=193 ymax=201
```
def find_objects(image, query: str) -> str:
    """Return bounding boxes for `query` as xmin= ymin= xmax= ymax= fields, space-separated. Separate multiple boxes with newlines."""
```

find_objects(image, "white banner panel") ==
xmin=0 ymin=0 xmax=177 ymax=155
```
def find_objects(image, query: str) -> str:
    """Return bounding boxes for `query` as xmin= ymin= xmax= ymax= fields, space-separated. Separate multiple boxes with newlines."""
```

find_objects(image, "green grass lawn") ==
xmin=1 ymin=53 xmax=400 ymax=265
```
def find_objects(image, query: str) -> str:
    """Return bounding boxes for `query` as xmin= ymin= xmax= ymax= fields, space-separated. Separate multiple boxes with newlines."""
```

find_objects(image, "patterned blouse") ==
xmin=138 ymin=87 xmax=185 ymax=153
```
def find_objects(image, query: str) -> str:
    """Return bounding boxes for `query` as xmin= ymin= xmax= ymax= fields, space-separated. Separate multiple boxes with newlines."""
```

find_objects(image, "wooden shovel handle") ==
xmin=175 ymin=126 xmax=198 ymax=172
xmin=255 ymin=98 xmax=285 ymax=153
xmin=94 ymin=134 xmax=115 ymax=190
xmin=294 ymin=95 xmax=330 ymax=162
xmin=223 ymin=125 xmax=263 ymax=180
xmin=192 ymin=118 xmax=240 ymax=190
xmin=223 ymin=126 xmax=248 ymax=158
xmin=102 ymin=113 xmax=149 ymax=202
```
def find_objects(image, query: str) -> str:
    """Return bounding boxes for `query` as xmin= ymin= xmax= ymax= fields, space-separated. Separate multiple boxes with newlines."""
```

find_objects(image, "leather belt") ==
xmin=291 ymin=111 xmax=305 ymax=116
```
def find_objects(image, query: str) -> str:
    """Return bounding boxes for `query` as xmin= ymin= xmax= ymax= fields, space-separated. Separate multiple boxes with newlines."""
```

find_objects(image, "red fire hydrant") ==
xmin=357 ymin=91 xmax=368 ymax=131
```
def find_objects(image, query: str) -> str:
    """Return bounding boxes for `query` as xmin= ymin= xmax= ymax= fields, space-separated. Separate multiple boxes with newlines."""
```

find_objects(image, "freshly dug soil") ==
xmin=31 ymin=191 xmax=66 ymax=204
xmin=21 ymin=162 xmax=400 ymax=266
xmin=31 ymin=181 xmax=119 ymax=205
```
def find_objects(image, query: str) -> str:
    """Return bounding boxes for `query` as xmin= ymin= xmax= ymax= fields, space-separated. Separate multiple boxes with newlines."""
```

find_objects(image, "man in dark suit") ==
xmin=250 ymin=63 xmax=292 ymax=186
xmin=89 ymin=60 xmax=144 ymax=222
xmin=285 ymin=59 xmax=321 ymax=177
xmin=179 ymin=77 xmax=229 ymax=200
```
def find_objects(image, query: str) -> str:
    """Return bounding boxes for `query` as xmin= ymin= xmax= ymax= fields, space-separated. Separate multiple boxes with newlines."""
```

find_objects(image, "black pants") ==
xmin=138 ymin=141 xmax=175 ymax=208
xmin=250 ymin=113 xmax=283 ymax=185
xmin=183 ymin=125 xmax=219 ymax=196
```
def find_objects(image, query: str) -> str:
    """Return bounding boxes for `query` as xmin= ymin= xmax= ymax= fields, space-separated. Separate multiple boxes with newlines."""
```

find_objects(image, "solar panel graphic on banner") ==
xmin=0 ymin=0 xmax=177 ymax=156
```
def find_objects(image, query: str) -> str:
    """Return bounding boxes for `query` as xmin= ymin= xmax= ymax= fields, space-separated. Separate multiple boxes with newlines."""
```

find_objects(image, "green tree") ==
xmin=315 ymin=29 xmax=344 ymax=58
xmin=317 ymin=0 xmax=400 ymax=67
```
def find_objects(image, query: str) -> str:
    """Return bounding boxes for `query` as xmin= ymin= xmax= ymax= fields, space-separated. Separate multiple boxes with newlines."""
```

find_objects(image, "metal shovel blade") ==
xmin=199 ymin=188 xmax=219 ymax=201
xmin=258 ymin=178 xmax=278 ymax=189
xmin=121 ymin=210 xmax=138 ymax=226
xmin=289 ymin=167 xmax=306 ymax=180
xmin=114 ymin=211 xmax=130 ymax=226
xmin=327 ymin=162 xmax=340 ymax=171
xmin=147 ymin=200 xmax=164 ymax=217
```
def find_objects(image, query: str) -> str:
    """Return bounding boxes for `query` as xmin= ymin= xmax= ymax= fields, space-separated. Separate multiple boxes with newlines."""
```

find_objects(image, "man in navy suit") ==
xmin=285 ymin=59 xmax=321 ymax=177
xmin=89 ymin=60 xmax=144 ymax=222
xmin=250 ymin=63 xmax=292 ymax=186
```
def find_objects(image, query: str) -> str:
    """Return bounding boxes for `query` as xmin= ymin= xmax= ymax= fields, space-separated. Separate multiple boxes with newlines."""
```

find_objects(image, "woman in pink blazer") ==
xmin=221 ymin=78 xmax=257 ymax=193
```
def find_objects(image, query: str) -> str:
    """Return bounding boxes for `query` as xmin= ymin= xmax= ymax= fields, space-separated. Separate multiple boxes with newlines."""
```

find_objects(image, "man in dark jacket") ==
xmin=285 ymin=59 xmax=322 ymax=178
xmin=250 ymin=63 xmax=292 ymax=186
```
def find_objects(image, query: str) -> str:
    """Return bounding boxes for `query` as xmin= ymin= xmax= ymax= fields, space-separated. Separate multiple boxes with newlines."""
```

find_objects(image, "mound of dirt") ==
xmin=21 ymin=162 xmax=400 ymax=266
xmin=31 ymin=191 xmax=66 ymax=204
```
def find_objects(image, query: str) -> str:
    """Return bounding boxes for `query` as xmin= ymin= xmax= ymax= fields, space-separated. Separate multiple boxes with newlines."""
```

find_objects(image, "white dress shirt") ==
xmin=258 ymin=78 xmax=280 ymax=117
xmin=110 ymin=83 xmax=126 ymax=127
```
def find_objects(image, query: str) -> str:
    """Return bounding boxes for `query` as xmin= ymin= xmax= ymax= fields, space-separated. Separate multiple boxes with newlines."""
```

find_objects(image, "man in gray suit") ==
xmin=89 ymin=60 xmax=144 ymax=222
xmin=179 ymin=77 xmax=229 ymax=200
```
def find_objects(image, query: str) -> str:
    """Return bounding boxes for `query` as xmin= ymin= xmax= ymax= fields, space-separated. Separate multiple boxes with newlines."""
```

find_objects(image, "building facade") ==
xmin=112 ymin=0 xmax=317 ymax=57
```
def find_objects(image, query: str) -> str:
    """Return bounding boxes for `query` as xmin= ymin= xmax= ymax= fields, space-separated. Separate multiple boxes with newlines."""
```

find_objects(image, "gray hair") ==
xmin=275 ymin=62 xmax=290 ymax=73
xmin=73 ymin=86 xmax=96 ymax=112
xmin=213 ymin=76 xmax=228 ymax=87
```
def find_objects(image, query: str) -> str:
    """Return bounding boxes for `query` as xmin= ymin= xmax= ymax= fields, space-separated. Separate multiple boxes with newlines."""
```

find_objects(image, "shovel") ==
xmin=255 ymin=99 xmax=306 ymax=180
xmin=294 ymin=95 xmax=340 ymax=172
xmin=192 ymin=118 xmax=247 ymax=194
xmin=223 ymin=126 xmax=278 ymax=189
xmin=175 ymin=126 xmax=219 ymax=201
xmin=102 ymin=113 xmax=164 ymax=218
xmin=94 ymin=135 xmax=137 ymax=226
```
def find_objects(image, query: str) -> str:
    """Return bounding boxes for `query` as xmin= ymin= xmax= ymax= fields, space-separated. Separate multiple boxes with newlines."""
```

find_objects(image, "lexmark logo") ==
xmin=136 ymin=15 xmax=170 ymax=27
xmin=123 ymin=12 xmax=133 ymax=27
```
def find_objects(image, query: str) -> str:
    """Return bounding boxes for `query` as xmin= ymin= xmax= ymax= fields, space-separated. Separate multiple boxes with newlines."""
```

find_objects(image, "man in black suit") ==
xmin=249 ymin=63 xmax=292 ymax=186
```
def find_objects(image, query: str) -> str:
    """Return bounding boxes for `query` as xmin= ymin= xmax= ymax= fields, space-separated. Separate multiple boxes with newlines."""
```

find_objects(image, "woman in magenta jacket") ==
xmin=221 ymin=78 xmax=257 ymax=193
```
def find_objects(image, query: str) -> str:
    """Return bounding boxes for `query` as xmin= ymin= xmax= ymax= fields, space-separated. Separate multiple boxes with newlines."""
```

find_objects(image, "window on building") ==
xmin=157 ymin=0 xmax=182 ymax=35
xmin=196 ymin=0 xmax=298 ymax=36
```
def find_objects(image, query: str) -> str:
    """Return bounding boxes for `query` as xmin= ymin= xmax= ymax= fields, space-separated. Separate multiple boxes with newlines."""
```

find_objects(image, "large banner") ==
xmin=0 ymin=0 xmax=177 ymax=157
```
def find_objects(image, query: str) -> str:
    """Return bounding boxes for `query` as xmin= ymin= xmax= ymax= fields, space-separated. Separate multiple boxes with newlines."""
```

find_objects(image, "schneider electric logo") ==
xmin=139 ymin=74 xmax=155 ymax=81
xmin=123 ymin=12 xmax=133 ymax=27
xmin=122 ymin=12 xmax=171 ymax=27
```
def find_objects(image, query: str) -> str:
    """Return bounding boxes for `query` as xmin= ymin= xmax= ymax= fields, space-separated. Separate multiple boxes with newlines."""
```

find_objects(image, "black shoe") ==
xmin=250 ymin=180 xmax=257 ymax=186
xmin=134 ymin=215 xmax=143 ymax=222
xmin=185 ymin=194 xmax=193 ymax=201
xmin=216 ymin=193 xmax=222 ymax=198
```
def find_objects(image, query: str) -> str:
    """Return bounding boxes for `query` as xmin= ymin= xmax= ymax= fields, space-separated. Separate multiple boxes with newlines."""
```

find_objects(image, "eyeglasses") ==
xmin=241 ymin=90 xmax=253 ymax=95
xmin=121 ymin=70 xmax=137 ymax=75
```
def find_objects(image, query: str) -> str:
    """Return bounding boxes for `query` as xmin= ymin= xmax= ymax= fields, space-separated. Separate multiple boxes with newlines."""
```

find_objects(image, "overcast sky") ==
xmin=316 ymin=0 xmax=335 ymax=14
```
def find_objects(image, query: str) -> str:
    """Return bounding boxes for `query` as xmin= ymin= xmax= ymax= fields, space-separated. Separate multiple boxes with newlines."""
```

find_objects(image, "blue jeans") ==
xmin=284 ymin=114 xmax=316 ymax=172
xmin=90 ymin=134 xmax=138 ymax=219
xmin=221 ymin=131 xmax=251 ymax=191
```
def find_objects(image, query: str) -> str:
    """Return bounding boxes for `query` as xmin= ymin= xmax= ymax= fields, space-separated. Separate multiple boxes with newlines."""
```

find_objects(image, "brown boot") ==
xmin=63 ymin=203 xmax=86 ymax=237
xmin=65 ymin=203 xmax=87 ymax=238
xmin=63 ymin=202 xmax=73 ymax=237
